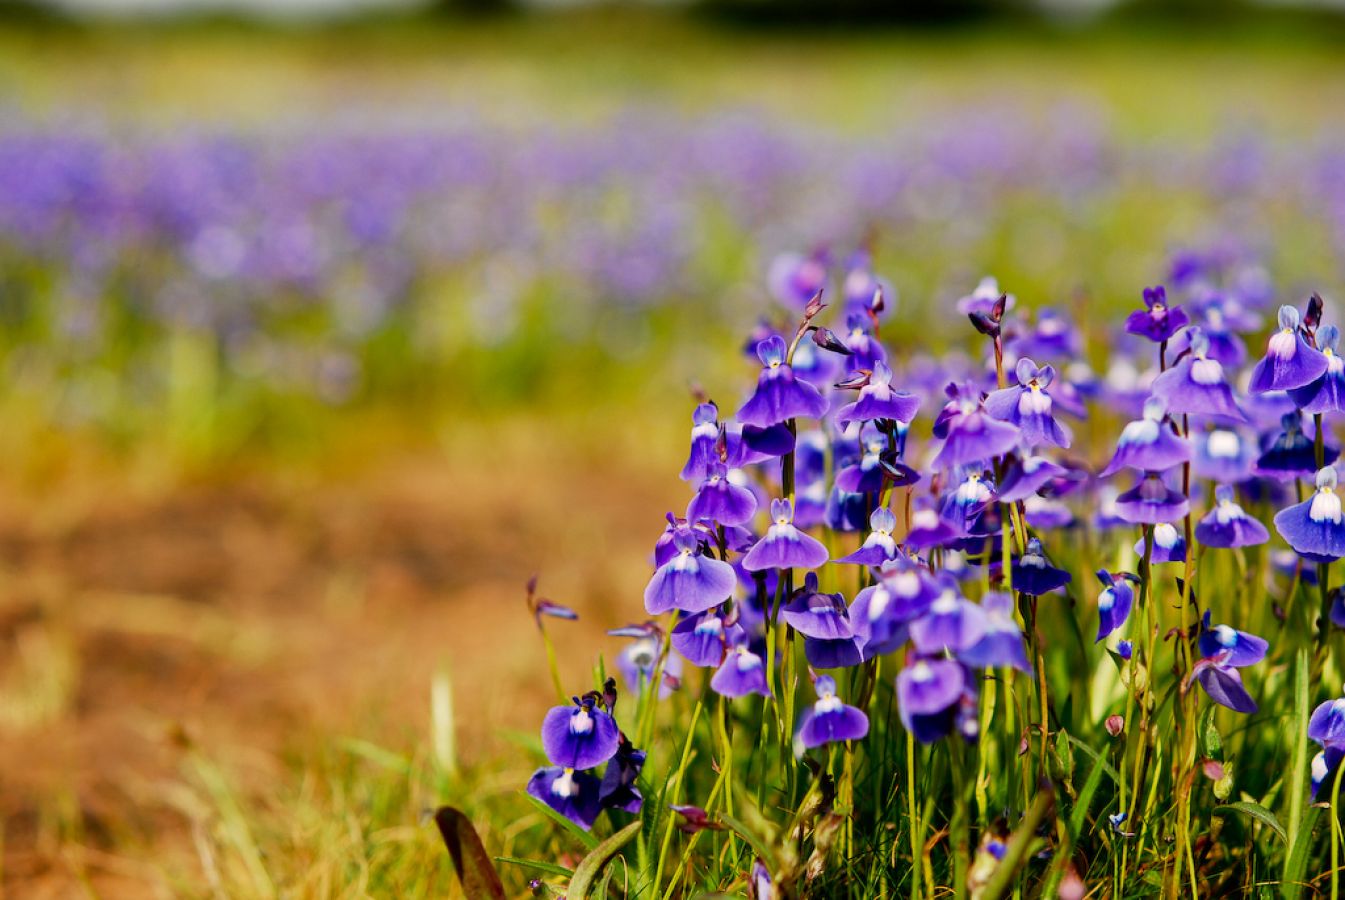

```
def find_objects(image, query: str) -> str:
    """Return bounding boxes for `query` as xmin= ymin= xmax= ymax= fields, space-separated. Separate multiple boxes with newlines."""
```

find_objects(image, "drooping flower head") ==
xmin=834 ymin=360 xmax=921 ymax=428
xmin=1255 ymin=411 xmax=1339 ymax=482
xmin=1189 ymin=651 xmax=1258 ymax=713
xmin=671 ymin=607 xmax=744 ymax=668
xmin=710 ymin=638 xmax=771 ymax=698
xmin=983 ymin=358 xmax=1072 ymax=450
xmin=957 ymin=276 xmax=1014 ymax=316
xmin=527 ymin=766 xmax=603 ymax=830
xmin=743 ymin=498 xmax=830 ymax=571
xmin=1100 ymin=396 xmax=1191 ymax=477
xmin=897 ymin=657 xmax=967 ymax=744
xmin=1249 ymin=304 xmax=1328 ymax=394
xmin=681 ymin=401 xmax=721 ymax=483
xmin=958 ymin=591 xmax=1030 ymax=672
xmin=1193 ymin=427 xmax=1256 ymax=483
xmin=1115 ymin=472 xmax=1191 ymax=525
xmin=1274 ymin=466 xmax=1345 ymax=562
xmin=1134 ymin=521 xmax=1186 ymax=564
xmin=1197 ymin=611 xmax=1269 ymax=667
xmin=597 ymin=738 xmax=646 ymax=815
xmin=1125 ymin=285 xmax=1189 ymax=343
xmin=1196 ymin=485 xmax=1270 ymax=548
xmin=645 ymin=530 xmax=738 ymax=615
xmin=797 ymin=675 xmax=869 ymax=749
xmin=1011 ymin=538 xmax=1073 ymax=596
xmin=687 ymin=463 xmax=758 ymax=527
xmin=933 ymin=388 xmax=1022 ymax=470
xmin=843 ymin=313 xmax=888 ymax=372
xmin=738 ymin=335 xmax=829 ymax=428
xmin=1148 ymin=327 xmax=1248 ymax=423
xmin=781 ymin=573 xmax=862 ymax=668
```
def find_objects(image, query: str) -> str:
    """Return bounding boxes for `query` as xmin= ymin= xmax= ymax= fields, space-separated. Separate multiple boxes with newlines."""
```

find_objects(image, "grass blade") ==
xmin=569 ymin=819 xmax=642 ymax=899
xmin=1214 ymin=802 xmax=1287 ymax=844
xmin=433 ymin=806 xmax=507 ymax=900
xmin=525 ymin=794 xmax=602 ymax=851
xmin=496 ymin=856 xmax=574 ymax=878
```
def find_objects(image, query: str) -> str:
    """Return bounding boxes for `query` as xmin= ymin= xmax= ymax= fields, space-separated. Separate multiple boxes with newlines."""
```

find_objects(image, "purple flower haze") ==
xmin=1134 ymin=522 xmax=1187 ymax=564
xmin=796 ymin=675 xmax=869 ymax=749
xmin=1115 ymin=473 xmax=1190 ymax=525
xmin=958 ymin=591 xmax=1030 ymax=671
xmin=1099 ymin=397 xmax=1191 ymax=476
xmin=834 ymin=360 xmax=920 ymax=427
xmin=1148 ymin=328 xmax=1247 ymax=423
xmin=897 ymin=657 xmax=966 ymax=744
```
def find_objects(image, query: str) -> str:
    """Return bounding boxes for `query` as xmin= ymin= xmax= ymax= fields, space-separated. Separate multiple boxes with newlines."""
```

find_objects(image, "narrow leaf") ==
xmin=569 ymin=819 xmax=642 ymax=899
xmin=1214 ymin=802 xmax=1287 ymax=844
xmin=718 ymin=811 xmax=776 ymax=869
xmin=1280 ymin=806 xmax=1321 ymax=900
xmin=525 ymin=794 xmax=602 ymax=851
xmin=495 ymin=856 xmax=573 ymax=878
xmin=433 ymin=807 xmax=507 ymax=900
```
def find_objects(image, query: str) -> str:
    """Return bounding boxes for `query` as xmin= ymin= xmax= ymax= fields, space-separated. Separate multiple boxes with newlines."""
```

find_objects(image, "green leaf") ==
xmin=1281 ymin=805 xmax=1321 ymax=900
xmin=495 ymin=856 xmax=573 ymax=878
xmin=1214 ymin=802 xmax=1287 ymax=844
xmin=568 ymin=819 xmax=642 ymax=899
xmin=718 ymin=811 xmax=776 ymax=869
xmin=525 ymin=794 xmax=602 ymax=851
xmin=1284 ymin=647 xmax=1311 ymax=890
xmin=433 ymin=807 xmax=507 ymax=900
xmin=1067 ymin=751 xmax=1107 ymax=842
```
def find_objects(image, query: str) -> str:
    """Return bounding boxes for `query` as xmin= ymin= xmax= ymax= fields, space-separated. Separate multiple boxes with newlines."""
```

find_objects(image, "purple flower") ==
xmin=1125 ymin=285 xmax=1189 ymax=343
xmin=1011 ymin=538 xmax=1072 ymax=596
xmin=958 ymin=592 xmax=1030 ymax=672
xmin=527 ymin=766 xmax=603 ymax=830
xmin=1134 ymin=522 xmax=1186 ymax=564
xmin=1197 ymin=611 xmax=1268 ymax=667
xmin=598 ymin=739 xmax=646 ymax=814
xmin=1255 ymin=411 xmax=1339 ymax=482
xmin=1115 ymin=473 xmax=1190 ymax=525
xmin=940 ymin=470 xmax=995 ymax=537
xmin=687 ymin=463 xmax=758 ymax=527
xmin=1193 ymin=427 xmax=1256 ymax=483
xmin=933 ymin=392 xmax=1022 ymax=470
xmin=1312 ymin=746 xmax=1345 ymax=801
xmin=1289 ymin=325 xmax=1345 ymax=415
xmin=1274 ymin=467 xmax=1345 ymax=562
xmin=1189 ymin=651 xmax=1258 ymax=714
xmin=738 ymin=336 xmax=829 ymax=428
xmin=541 ymin=696 xmax=620 ymax=770
xmin=1099 ymin=397 xmax=1191 ymax=476
xmin=836 ymin=506 xmax=901 ymax=565
xmin=612 ymin=626 xmax=682 ymax=698
xmin=1148 ymin=328 xmax=1247 ymax=423
xmin=834 ymin=360 xmax=921 ymax=427
xmin=983 ymin=358 xmax=1072 ymax=450
xmin=1095 ymin=569 xmax=1137 ymax=642
xmin=750 ymin=858 xmax=775 ymax=900
xmin=681 ymin=401 xmax=721 ymax=483
xmin=997 ymin=455 xmax=1070 ymax=502
xmin=1023 ymin=495 xmax=1073 ymax=530
xmin=710 ymin=642 xmax=771 ymax=698
xmin=843 ymin=313 xmax=887 ymax=372
xmin=1249 ymin=305 xmax=1328 ymax=394
xmin=957 ymin=276 xmax=1014 ymax=316
xmin=1195 ymin=485 xmax=1270 ymax=548
xmin=897 ymin=658 xmax=966 ymax=744
xmin=645 ymin=531 xmax=738 ymax=615
xmin=743 ymin=498 xmax=829 ymax=571
xmin=797 ymin=675 xmax=869 ymax=749
xmin=910 ymin=578 xmax=989 ymax=653
xmin=1309 ymin=696 xmax=1345 ymax=745
xmin=671 ymin=607 xmax=742 ymax=667
xmin=835 ymin=428 xmax=918 ymax=494
xmin=903 ymin=498 xmax=960 ymax=550
xmin=851 ymin=561 xmax=936 ymax=656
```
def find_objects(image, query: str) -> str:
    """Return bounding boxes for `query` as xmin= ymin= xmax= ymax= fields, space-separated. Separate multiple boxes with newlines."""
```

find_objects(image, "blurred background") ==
xmin=1 ymin=0 xmax=1345 ymax=894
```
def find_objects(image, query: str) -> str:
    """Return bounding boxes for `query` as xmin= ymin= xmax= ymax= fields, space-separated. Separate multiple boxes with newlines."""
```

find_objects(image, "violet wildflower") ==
xmin=851 ymin=561 xmax=936 ymax=656
xmin=541 ymin=696 xmax=620 ymax=770
xmin=897 ymin=657 xmax=966 ymax=743
xmin=743 ymin=498 xmax=829 ymax=571
xmin=670 ymin=805 xmax=725 ymax=834
xmin=645 ymin=530 xmax=737 ymax=615
xmin=526 ymin=766 xmax=603 ymax=830
xmin=1134 ymin=522 xmax=1186 ymax=564
xmin=940 ymin=469 xmax=995 ymax=537
xmin=1309 ymin=693 xmax=1345 ymax=745
xmin=680 ymin=401 xmax=721 ymax=483
xmin=1125 ymin=285 xmax=1188 ymax=343
xmin=598 ymin=738 xmax=646 ymax=814
xmin=1312 ymin=746 xmax=1345 ymax=801
xmin=1095 ymin=569 xmax=1137 ymax=642
xmin=796 ymin=675 xmax=869 ymax=749
xmin=835 ymin=427 xmax=918 ymax=494
xmin=612 ymin=625 xmax=682 ymax=698
xmin=983 ymin=358 xmax=1072 ymax=450
xmin=710 ymin=640 xmax=771 ymax=698
xmin=671 ymin=607 xmax=742 ymax=667
xmin=1248 ymin=305 xmax=1327 ymax=394
xmin=1193 ymin=427 xmax=1256 ymax=483
xmin=957 ymin=276 xmax=1014 ymax=316
xmin=1189 ymin=651 xmax=1259 ymax=713
xmin=1115 ymin=472 xmax=1190 ymax=525
xmin=1148 ymin=327 xmax=1247 ymax=423
xmin=997 ymin=454 xmax=1070 ymax=502
xmin=1256 ymin=411 xmax=1338 ymax=482
xmin=1197 ymin=611 xmax=1269 ymax=667
xmin=1195 ymin=485 xmax=1270 ymax=548
xmin=769 ymin=250 xmax=828 ymax=309
xmin=1289 ymin=325 xmax=1345 ymax=414
xmin=1274 ymin=467 xmax=1345 ymax=562
xmin=933 ymin=389 xmax=1022 ymax=470
xmin=833 ymin=360 xmax=920 ymax=427
xmin=687 ymin=462 xmax=758 ymax=527
xmin=750 ymin=859 xmax=775 ymax=900
xmin=738 ymin=335 xmax=829 ymax=428
xmin=1099 ymin=397 xmax=1191 ymax=476
xmin=836 ymin=506 xmax=901 ymax=566
xmin=958 ymin=591 xmax=1031 ymax=671
xmin=1011 ymin=538 xmax=1072 ymax=596
xmin=903 ymin=497 xmax=961 ymax=550
xmin=1023 ymin=496 xmax=1074 ymax=530
xmin=910 ymin=577 xmax=990 ymax=654
xmin=781 ymin=574 xmax=862 ymax=668
xmin=843 ymin=313 xmax=888 ymax=372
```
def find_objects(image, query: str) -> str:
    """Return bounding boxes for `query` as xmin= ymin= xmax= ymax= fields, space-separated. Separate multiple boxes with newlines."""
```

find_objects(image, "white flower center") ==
xmin=1207 ymin=430 xmax=1240 ymax=459
xmin=1311 ymin=489 xmax=1343 ymax=525
xmin=1191 ymin=358 xmax=1224 ymax=386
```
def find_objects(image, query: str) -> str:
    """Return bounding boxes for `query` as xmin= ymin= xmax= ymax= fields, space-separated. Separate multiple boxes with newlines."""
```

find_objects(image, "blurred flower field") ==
xmin=3 ymin=17 xmax=1345 ymax=898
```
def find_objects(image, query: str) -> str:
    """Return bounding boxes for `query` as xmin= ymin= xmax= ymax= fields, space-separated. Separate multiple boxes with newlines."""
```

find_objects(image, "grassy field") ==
xmin=2 ymin=15 xmax=1345 ymax=897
